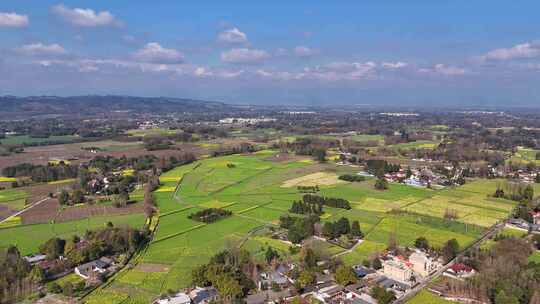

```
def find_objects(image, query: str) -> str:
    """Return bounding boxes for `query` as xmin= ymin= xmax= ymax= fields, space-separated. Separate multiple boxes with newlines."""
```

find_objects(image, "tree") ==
xmin=387 ymin=232 xmax=398 ymax=252
xmin=322 ymin=222 xmax=335 ymax=239
xmin=414 ymin=237 xmax=429 ymax=250
xmin=351 ymin=220 xmax=363 ymax=238
xmin=442 ymin=239 xmax=459 ymax=262
xmin=336 ymin=217 xmax=350 ymax=235
xmin=29 ymin=266 xmax=45 ymax=283
xmin=39 ymin=237 xmax=66 ymax=259
xmin=297 ymin=271 xmax=316 ymax=286
xmin=536 ymin=152 xmax=540 ymax=161
xmin=265 ymin=247 xmax=280 ymax=264
xmin=112 ymin=193 xmax=128 ymax=208
xmin=335 ymin=265 xmax=357 ymax=286
xmin=312 ymin=148 xmax=327 ymax=163
xmin=58 ymin=189 xmax=69 ymax=205
xmin=495 ymin=290 xmax=519 ymax=304
xmin=536 ymin=174 xmax=540 ymax=184
xmin=302 ymin=248 xmax=317 ymax=269
xmin=371 ymin=285 xmax=395 ymax=304
xmin=374 ymin=178 xmax=388 ymax=190
xmin=72 ymin=189 xmax=85 ymax=204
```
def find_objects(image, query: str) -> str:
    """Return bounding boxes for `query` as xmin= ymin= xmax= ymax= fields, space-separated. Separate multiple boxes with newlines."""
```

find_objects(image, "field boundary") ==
xmin=151 ymin=223 xmax=207 ymax=244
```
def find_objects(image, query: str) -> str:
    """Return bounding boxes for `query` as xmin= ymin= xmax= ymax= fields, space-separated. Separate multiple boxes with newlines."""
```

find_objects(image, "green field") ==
xmin=85 ymin=152 xmax=518 ymax=303
xmin=0 ymin=189 xmax=29 ymax=211
xmin=510 ymin=147 xmax=540 ymax=165
xmin=408 ymin=290 xmax=453 ymax=304
xmin=0 ymin=213 xmax=146 ymax=255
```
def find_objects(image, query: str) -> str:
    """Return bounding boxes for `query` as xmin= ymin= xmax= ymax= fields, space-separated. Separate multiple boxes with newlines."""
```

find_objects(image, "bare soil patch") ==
xmin=135 ymin=263 xmax=170 ymax=272
xmin=264 ymin=152 xmax=305 ymax=163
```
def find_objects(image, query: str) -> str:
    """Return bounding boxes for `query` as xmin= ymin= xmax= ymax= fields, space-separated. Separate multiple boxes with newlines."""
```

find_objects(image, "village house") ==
xmin=352 ymin=265 xmax=375 ymax=279
xmin=313 ymin=284 xmax=345 ymax=304
xmin=154 ymin=292 xmax=191 ymax=304
xmin=23 ymin=254 xmax=47 ymax=265
xmin=444 ymin=263 xmax=475 ymax=279
xmin=75 ymin=257 xmax=113 ymax=279
xmin=382 ymin=258 xmax=413 ymax=283
xmin=409 ymin=251 xmax=434 ymax=278
xmin=344 ymin=283 xmax=377 ymax=304
xmin=507 ymin=218 xmax=530 ymax=231
xmin=189 ymin=286 xmax=219 ymax=304
xmin=245 ymin=288 xmax=295 ymax=304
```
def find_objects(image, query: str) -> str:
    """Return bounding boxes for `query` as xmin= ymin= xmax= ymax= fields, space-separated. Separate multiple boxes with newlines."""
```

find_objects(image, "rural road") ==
xmin=393 ymin=221 xmax=505 ymax=304
xmin=332 ymin=239 xmax=364 ymax=258
xmin=0 ymin=197 xmax=50 ymax=225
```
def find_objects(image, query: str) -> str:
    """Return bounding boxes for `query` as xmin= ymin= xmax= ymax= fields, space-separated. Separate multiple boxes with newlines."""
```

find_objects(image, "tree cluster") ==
xmin=322 ymin=218 xmax=363 ymax=240
xmin=2 ymin=163 xmax=78 ymax=183
xmin=188 ymin=208 xmax=232 ymax=223
xmin=279 ymin=214 xmax=319 ymax=244
xmin=191 ymin=249 xmax=255 ymax=300
xmin=302 ymin=194 xmax=351 ymax=210
xmin=338 ymin=174 xmax=366 ymax=182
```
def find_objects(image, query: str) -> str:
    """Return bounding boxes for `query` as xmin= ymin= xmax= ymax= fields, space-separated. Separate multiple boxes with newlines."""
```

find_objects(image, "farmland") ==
xmin=86 ymin=151 xmax=519 ymax=303
xmin=0 ymin=213 xmax=146 ymax=255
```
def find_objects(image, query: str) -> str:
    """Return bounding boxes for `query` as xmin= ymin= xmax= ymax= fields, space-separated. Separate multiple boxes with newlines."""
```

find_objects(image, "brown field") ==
xmin=21 ymin=199 xmax=145 ymax=224
xmin=135 ymin=263 xmax=170 ymax=272
xmin=0 ymin=140 xmax=209 ymax=171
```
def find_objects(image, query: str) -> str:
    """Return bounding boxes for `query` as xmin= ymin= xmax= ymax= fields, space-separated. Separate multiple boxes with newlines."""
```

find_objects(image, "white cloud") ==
xmin=218 ymin=27 xmax=247 ymax=44
xmin=0 ymin=12 xmax=29 ymax=28
xmin=382 ymin=62 xmax=408 ymax=69
xmin=480 ymin=42 xmax=540 ymax=61
xmin=193 ymin=67 xmax=213 ymax=77
xmin=294 ymin=46 xmax=316 ymax=57
xmin=420 ymin=64 xmax=466 ymax=76
xmin=133 ymin=42 xmax=184 ymax=64
xmin=256 ymin=69 xmax=296 ymax=80
xmin=16 ymin=43 xmax=67 ymax=56
xmin=221 ymin=48 xmax=270 ymax=64
xmin=51 ymin=4 xmax=120 ymax=27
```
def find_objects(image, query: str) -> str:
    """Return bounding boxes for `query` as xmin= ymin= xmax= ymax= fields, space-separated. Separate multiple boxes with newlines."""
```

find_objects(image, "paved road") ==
xmin=0 ymin=197 xmax=49 ymax=224
xmin=393 ymin=221 xmax=505 ymax=304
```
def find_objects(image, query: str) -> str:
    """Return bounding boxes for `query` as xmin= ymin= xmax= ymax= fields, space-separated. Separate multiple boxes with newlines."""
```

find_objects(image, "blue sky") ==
xmin=1 ymin=1 xmax=539 ymax=106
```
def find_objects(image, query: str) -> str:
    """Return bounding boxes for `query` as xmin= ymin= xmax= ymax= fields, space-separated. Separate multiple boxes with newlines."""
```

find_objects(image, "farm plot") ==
xmin=0 ymin=189 xmax=29 ymax=214
xmin=0 ymin=213 xmax=146 ymax=255
xmin=87 ymin=153 xmax=519 ymax=303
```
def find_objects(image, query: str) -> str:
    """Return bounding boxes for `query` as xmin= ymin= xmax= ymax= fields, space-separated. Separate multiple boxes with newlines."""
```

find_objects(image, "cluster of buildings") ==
xmin=507 ymin=215 xmax=540 ymax=233
xmin=23 ymin=240 xmax=119 ymax=284
xmin=375 ymin=251 xmax=442 ymax=298
xmin=218 ymin=117 xmax=276 ymax=125
xmin=154 ymin=287 xmax=219 ymax=304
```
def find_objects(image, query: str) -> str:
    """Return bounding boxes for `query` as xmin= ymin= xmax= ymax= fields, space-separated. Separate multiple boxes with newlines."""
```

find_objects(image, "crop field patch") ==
xmin=341 ymin=240 xmax=387 ymax=266
xmin=281 ymin=172 xmax=345 ymax=188
xmin=88 ymin=154 xmax=518 ymax=302
xmin=0 ymin=213 xmax=146 ymax=255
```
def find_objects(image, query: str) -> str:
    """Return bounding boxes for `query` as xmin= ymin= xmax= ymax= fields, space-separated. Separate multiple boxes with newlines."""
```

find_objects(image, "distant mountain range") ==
xmin=0 ymin=95 xmax=234 ymax=118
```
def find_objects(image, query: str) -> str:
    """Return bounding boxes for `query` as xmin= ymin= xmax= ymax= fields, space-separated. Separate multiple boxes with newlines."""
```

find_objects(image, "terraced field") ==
xmin=85 ymin=152 xmax=519 ymax=303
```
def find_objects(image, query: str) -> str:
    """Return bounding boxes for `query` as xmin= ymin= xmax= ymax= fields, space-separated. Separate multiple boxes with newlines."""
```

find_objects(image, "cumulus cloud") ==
xmin=480 ymin=42 xmax=540 ymax=61
xmin=0 ymin=12 xmax=29 ymax=28
xmin=382 ymin=62 xmax=408 ymax=69
xmin=221 ymin=48 xmax=270 ymax=64
xmin=16 ymin=43 xmax=67 ymax=56
xmin=133 ymin=42 xmax=184 ymax=64
xmin=218 ymin=27 xmax=248 ymax=43
xmin=420 ymin=64 xmax=466 ymax=76
xmin=294 ymin=46 xmax=316 ymax=57
xmin=51 ymin=4 xmax=121 ymax=27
